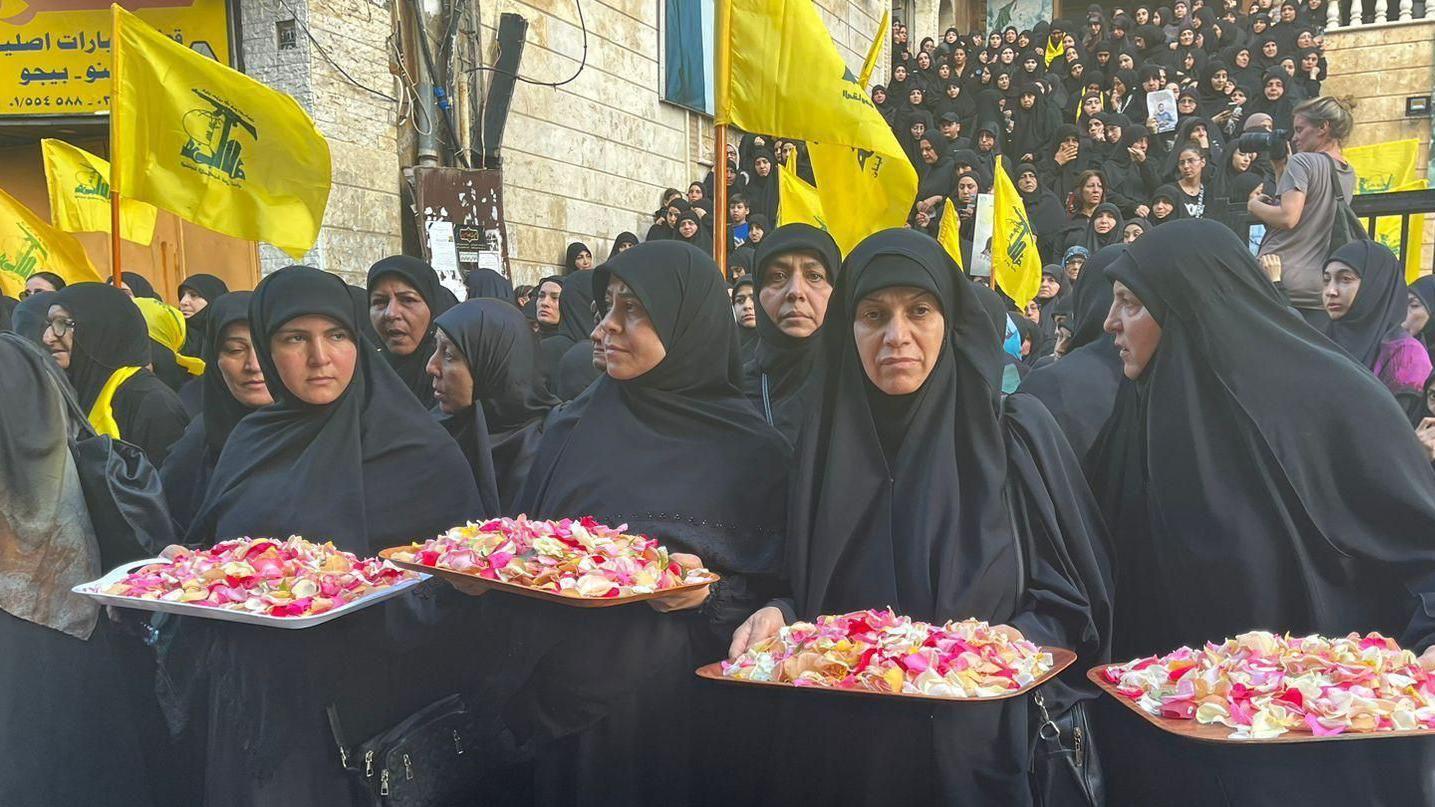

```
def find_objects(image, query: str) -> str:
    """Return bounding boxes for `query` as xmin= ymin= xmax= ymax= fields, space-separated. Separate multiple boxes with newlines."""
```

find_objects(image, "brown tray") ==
xmin=377 ymin=547 xmax=719 ymax=608
xmin=695 ymin=646 xmax=1077 ymax=703
xmin=1088 ymin=663 xmax=1435 ymax=744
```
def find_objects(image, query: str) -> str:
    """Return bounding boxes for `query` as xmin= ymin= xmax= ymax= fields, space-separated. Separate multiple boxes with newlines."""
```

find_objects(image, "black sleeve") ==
xmin=114 ymin=373 xmax=191 ymax=468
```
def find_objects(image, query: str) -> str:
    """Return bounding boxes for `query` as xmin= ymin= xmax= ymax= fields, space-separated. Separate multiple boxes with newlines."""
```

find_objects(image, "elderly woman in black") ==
xmin=481 ymin=241 xmax=791 ymax=806
xmin=184 ymin=266 xmax=486 ymax=807
xmin=367 ymin=255 xmax=458 ymax=401
xmin=44 ymin=283 xmax=188 ymax=466
xmin=429 ymin=298 xmax=557 ymax=511
xmin=1088 ymin=220 xmax=1435 ymax=806
xmin=731 ymin=228 xmax=1112 ymax=804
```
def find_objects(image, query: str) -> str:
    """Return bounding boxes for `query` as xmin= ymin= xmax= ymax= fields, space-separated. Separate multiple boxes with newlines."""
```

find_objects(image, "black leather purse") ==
xmin=328 ymin=694 xmax=490 ymax=807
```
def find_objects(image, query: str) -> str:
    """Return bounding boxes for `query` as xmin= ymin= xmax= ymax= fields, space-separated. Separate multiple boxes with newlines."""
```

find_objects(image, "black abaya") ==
xmin=501 ymin=241 xmax=791 ymax=807
xmin=773 ymin=229 xmax=1113 ymax=804
xmin=177 ymin=273 xmax=230 ymax=358
xmin=366 ymin=255 xmax=458 ymax=402
xmin=185 ymin=266 xmax=487 ymax=807
xmin=538 ymin=271 xmax=596 ymax=400
xmin=1085 ymin=220 xmax=1435 ymax=807
xmin=1018 ymin=244 xmax=1127 ymax=461
xmin=741 ymin=224 xmax=843 ymax=447
xmin=53 ymin=283 xmax=188 ymax=466
xmin=433 ymin=298 xmax=554 ymax=512
xmin=160 ymin=292 xmax=257 ymax=538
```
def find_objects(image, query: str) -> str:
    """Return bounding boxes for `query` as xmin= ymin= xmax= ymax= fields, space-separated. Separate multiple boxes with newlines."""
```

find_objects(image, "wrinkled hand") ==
xmin=648 ymin=553 xmax=710 ymax=613
xmin=729 ymin=606 xmax=787 ymax=659
xmin=1135 ymin=204 xmax=1151 ymax=218
xmin=1128 ymin=146 xmax=1146 ymax=163
xmin=1417 ymin=418 xmax=1435 ymax=463
xmin=1258 ymin=253 xmax=1283 ymax=283
xmin=159 ymin=544 xmax=190 ymax=561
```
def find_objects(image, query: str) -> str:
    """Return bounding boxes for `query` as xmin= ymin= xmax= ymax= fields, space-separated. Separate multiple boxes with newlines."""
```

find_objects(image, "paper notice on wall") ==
xmin=427 ymin=220 xmax=466 ymax=300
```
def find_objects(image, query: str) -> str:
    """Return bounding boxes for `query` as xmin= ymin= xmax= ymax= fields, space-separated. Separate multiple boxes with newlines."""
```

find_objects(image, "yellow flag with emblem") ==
xmin=937 ymin=199 xmax=965 ymax=273
xmin=1344 ymin=139 xmax=1420 ymax=195
xmin=717 ymin=0 xmax=916 ymax=253
xmin=111 ymin=4 xmax=330 ymax=259
xmin=776 ymin=161 xmax=829 ymax=232
xmin=41 ymin=139 xmax=159 ymax=246
xmin=990 ymin=160 xmax=1041 ymax=308
xmin=0 ymin=186 xmax=103 ymax=298
xmin=857 ymin=9 xmax=890 ymax=87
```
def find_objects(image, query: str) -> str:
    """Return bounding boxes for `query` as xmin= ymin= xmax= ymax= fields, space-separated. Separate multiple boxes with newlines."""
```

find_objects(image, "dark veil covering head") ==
xmin=563 ymin=242 xmax=592 ymax=274
xmin=608 ymin=232 xmax=640 ymax=258
xmin=1324 ymin=241 xmax=1408 ymax=370
xmin=434 ymin=299 xmax=555 ymax=511
xmin=556 ymin=270 xmax=596 ymax=343
xmin=189 ymin=265 xmax=485 ymax=552
xmin=1411 ymin=274 xmax=1435 ymax=357
xmin=177 ymin=274 xmax=230 ymax=357
xmin=463 ymin=267 xmax=516 ymax=304
xmin=178 ymin=274 xmax=229 ymax=303
xmin=780 ymin=228 xmax=1112 ymax=801
xmin=366 ymin=255 xmax=458 ymax=401
xmin=517 ymin=241 xmax=790 ymax=578
xmin=745 ymin=224 xmax=842 ymax=442
xmin=160 ymin=292 xmax=258 ymax=536
xmin=10 ymin=290 xmax=56 ymax=344
xmin=114 ymin=271 xmax=161 ymax=301
xmin=52 ymin=282 xmax=151 ymax=412
xmin=1018 ymin=244 xmax=1126 ymax=460
xmin=1089 ymin=220 xmax=1435 ymax=657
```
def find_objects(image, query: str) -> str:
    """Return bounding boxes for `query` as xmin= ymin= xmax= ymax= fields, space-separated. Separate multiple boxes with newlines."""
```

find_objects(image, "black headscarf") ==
xmin=538 ymin=270 xmax=598 ymax=399
xmin=434 ymin=299 xmax=555 ymax=512
xmin=1410 ymin=275 xmax=1435 ymax=359
xmin=1324 ymin=241 xmax=1409 ymax=372
xmin=177 ymin=274 xmax=230 ymax=358
xmin=52 ymin=283 xmax=151 ymax=412
xmin=366 ymin=255 xmax=458 ymax=402
xmin=463 ymin=267 xmax=516 ymax=304
xmin=0 ymin=295 xmax=15 ymax=333
xmin=114 ymin=271 xmax=161 ymax=301
xmin=743 ymin=224 xmax=843 ymax=446
xmin=1083 ymin=201 xmax=1126 ymax=252
xmin=1089 ymin=219 xmax=1435 ymax=656
xmin=189 ymin=265 xmax=485 ymax=551
xmin=608 ymin=232 xmax=640 ymax=258
xmin=10 ymin=290 xmax=56 ymax=345
xmin=516 ymin=240 xmax=790 ymax=580
xmin=160 ymin=292 xmax=257 ymax=537
xmin=776 ymin=228 xmax=1111 ymax=802
xmin=1018 ymin=244 xmax=1127 ymax=460
xmin=563 ymin=242 xmax=592 ymax=274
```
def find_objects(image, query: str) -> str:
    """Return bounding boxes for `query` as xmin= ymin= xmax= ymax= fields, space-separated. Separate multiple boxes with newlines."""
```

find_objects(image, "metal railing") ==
xmin=1225 ymin=188 xmax=1435 ymax=276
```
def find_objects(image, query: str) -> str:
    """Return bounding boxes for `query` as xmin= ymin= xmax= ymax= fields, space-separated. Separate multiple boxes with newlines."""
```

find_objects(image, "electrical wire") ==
xmin=274 ymin=0 xmax=399 ymax=103
xmin=463 ymin=0 xmax=588 ymax=88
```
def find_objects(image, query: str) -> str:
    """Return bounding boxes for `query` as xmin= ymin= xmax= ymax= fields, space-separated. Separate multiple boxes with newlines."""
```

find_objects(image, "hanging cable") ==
xmin=274 ymin=0 xmax=399 ymax=103
xmin=463 ymin=0 xmax=588 ymax=87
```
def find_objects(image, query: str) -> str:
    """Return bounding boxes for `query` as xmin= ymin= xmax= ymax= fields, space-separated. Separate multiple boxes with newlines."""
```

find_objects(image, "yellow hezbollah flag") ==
xmin=937 ymin=199 xmax=965 ymax=273
xmin=806 ymin=142 xmax=918 ymax=256
xmin=111 ymin=4 xmax=330 ymax=259
xmin=991 ymin=161 xmax=1041 ymax=308
xmin=857 ymin=8 xmax=890 ymax=87
xmin=41 ymin=139 xmax=159 ymax=246
xmin=1344 ymin=139 xmax=1420 ymax=195
xmin=1366 ymin=178 xmax=1429 ymax=284
xmin=0 ymin=186 xmax=103 ymax=298
xmin=133 ymin=297 xmax=205 ymax=375
xmin=776 ymin=161 xmax=829 ymax=232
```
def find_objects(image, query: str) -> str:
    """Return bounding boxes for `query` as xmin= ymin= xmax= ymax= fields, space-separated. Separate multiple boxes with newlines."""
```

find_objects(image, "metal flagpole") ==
xmin=109 ymin=5 xmax=123 ymax=286
xmin=714 ymin=124 xmax=728 ymax=277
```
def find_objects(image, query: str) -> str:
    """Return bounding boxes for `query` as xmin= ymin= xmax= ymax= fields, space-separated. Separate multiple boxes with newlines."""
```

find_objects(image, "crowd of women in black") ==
xmin=4 ymin=9 xmax=1435 ymax=806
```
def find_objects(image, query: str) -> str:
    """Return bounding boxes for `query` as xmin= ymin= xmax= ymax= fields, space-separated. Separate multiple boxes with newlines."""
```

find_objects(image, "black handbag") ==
xmin=63 ymin=392 xmax=176 ymax=570
xmin=328 ymin=694 xmax=492 ymax=807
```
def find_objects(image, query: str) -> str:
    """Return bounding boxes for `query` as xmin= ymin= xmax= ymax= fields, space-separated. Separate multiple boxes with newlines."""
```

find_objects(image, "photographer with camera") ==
xmin=1248 ymin=96 xmax=1358 ymax=326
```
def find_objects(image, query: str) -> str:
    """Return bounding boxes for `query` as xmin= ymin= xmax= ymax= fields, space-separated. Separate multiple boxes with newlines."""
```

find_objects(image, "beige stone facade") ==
xmin=477 ymin=0 xmax=887 ymax=285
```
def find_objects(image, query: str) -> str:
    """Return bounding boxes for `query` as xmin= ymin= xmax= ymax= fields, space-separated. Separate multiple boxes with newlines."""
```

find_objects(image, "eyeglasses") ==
xmin=46 ymin=317 xmax=77 ymax=338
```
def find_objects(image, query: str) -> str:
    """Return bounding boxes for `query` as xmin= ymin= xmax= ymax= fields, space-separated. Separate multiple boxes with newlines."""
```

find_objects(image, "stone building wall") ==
xmin=476 ymin=0 xmax=887 ymax=285
xmin=240 ymin=0 xmax=403 ymax=283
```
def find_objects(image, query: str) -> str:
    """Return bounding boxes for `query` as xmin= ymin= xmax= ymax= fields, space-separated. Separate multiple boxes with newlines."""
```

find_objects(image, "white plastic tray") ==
xmin=73 ymin=558 xmax=429 ymax=630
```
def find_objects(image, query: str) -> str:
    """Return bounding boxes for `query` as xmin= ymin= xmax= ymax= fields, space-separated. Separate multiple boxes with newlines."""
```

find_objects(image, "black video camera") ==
xmin=1235 ymin=129 xmax=1291 ymax=161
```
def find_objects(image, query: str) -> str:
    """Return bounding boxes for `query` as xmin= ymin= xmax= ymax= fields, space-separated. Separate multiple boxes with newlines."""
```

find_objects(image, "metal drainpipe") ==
xmin=414 ymin=0 xmax=443 ymax=166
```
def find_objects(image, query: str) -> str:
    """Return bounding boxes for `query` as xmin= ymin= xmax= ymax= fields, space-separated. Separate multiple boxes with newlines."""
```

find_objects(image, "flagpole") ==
xmin=109 ymin=3 xmax=122 ymax=287
xmin=714 ymin=124 xmax=728 ymax=277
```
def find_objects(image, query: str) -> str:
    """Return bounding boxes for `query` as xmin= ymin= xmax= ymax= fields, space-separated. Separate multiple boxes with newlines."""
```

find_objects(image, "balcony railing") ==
xmin=1327 ymin=0 xmax=1434 ymax=29
xmin=1224 ymin=188 xmax=1435 ymax=276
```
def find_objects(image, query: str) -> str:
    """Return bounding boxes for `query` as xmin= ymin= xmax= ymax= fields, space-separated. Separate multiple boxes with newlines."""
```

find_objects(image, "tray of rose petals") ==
xmin=74 ymin=537 xmax=425 ymax=629
xmin=700 ymin=609 xmax=1075 ymax=703
xmin=379 ymin=516 xmax=719 ymax=608
xmin=1089 ymin=631 xmax=1435 ymax=743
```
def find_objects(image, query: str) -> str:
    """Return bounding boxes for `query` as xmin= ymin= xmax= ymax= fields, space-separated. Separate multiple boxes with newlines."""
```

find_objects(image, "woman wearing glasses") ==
xmin=44 ymin=283 xmax=189 ymax=466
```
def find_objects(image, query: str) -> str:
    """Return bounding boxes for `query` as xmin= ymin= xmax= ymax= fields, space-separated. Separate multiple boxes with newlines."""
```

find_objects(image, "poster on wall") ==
xmin=0 ymin=0 xmax=230 ymax=116
xmin=988 ymin=0 xmax=1053 ymax=36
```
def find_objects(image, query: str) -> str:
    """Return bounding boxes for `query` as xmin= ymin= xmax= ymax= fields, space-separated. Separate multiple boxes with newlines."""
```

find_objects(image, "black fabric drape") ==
xmin=464 ymin=267 xmax=516 ymax=303
xmin=1324 ymin=240 xmax=1408 ymax=371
